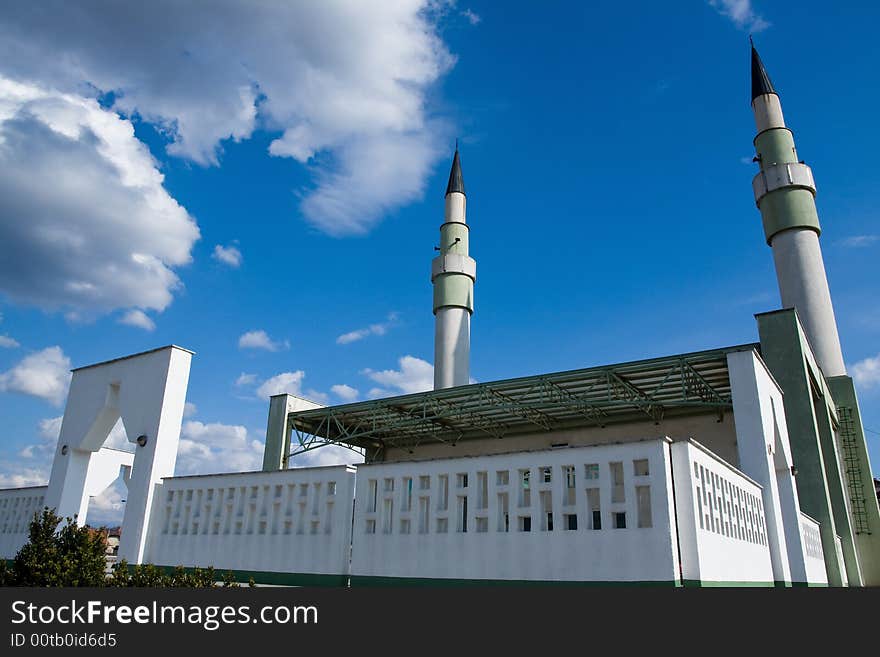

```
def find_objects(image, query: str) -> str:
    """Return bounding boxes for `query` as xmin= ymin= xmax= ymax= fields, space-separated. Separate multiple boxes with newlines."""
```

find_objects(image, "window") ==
xmin=586 ymin=488 xmax=601 ymax=530
xmin=634 ymin=459 xmax=649 ymax=476
xmin=498 ymin=493 xmax=509 ymax=532
xmin=327 ymin=481 xmax=336 ymax=496
xmin=584 ymin=463 xmax=599 ymax=480
xmin=299 ymin=484 xmax=309 ymax=498
xmin=402 ymin=477 xmax=413 ymax=511
xmin=564 ymin=514 xmax=578 ymax=531
xmin=400 ymin=519 xmax=411 ymax=535
xmin=418 ymin=497 xmax=430 ymax=534
xmin=457 ymin=496 xmax=468 ymax=533
xmin=496 ymin=470 xmax=509 ymax=486
xmin=436 ymin=517 xmax=448 ymax=533
xmin=614 ymin=512 xmax=626 ymax=529
xmin=438 ymin=475 xmax=449 ymax=511
xmin=477 ymin=472 xmax=488 ymax=510
xmin=519 ymin=469 xmax=531 ymax=507
xmin=368 ymin=480 xmax=377 ymax=512
xmin=475 ymin=517 xmax=488 ymax=533
xmin=519 ymin=516 xmax=532 ymax=532
xmin=636 ymin=486 xmax=652 ymax=528
xmin=382 ymin=499 xmax=393 ymax=534
xmin=384 ymin=478 xmax=395 ymax=492
xmin=564 ymin=465 xmax=576 ymax=489
xmin=419 ymin=475 xmax=430 ymax=490
xmin=457 ymin=473 xmax=468 ymax=488
xmin=541 ymin=467 xmax=552 ymax=484
xmin=540 ymin=491 xmax=553 ymax=531
xmin=610 ymin=462 xmax=625 ymax=503
xmin=365 ymin=519 xmax=376 ymax=534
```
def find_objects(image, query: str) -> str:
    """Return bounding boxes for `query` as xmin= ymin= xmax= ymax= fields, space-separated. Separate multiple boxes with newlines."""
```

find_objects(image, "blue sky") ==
xmin=0 ymin=1 xmax=877 ymax=522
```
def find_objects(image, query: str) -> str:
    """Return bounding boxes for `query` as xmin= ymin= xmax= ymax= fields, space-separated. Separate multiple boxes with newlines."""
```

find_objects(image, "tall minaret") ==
xmin=750 ymin=40 xmax=846 ymax=376
xmin=432 ymin=145 xmax=476 ymax=389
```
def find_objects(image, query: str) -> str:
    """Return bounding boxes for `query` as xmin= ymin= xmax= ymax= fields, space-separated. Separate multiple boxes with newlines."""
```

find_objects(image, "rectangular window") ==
xmin=541 ymin=467 xmax=552 ymax=484
xmin=540 ymin=491 xmax=553 ymax=531
xmin=477 ymin=471 xmax=488 ymax=509
xmin=457 ymin=496 xmax=468 ymax=533
xmin=475 ymin=517 xmax=488 ymax=533
xmin=457 ymin=473 xmax=468 ymax=488
xmin=519 ymin=469 xmax=531 ymax=507
xmin=564 ymin=514 xmax=578 ymax=531
xmin=586 ymin=488 xmax=601 ymax=530
xmin=584 ymin=463 xmax=599 ymax=480
xmin=614 ymin=512 xmax=626 ymax=529
xmin=633 ymin=459 xmax=649 ymax=476
xmin=327 ymin=481 xmax=336 ymax=496
xmin=402 ymin=477 xmax=413 ymax=511
xmin=496 ymin=470 xmax=509 ymax=486
xmin=419 ymin=475 xmax=430 ymax=490
xmin=497 ymin=493 xmax=509 ymax=532
xmin=384 ymin=478 xmax=394 ymax=492
xmin=436 ymin=517 xmax=448 ymax=534
xmin=636 ymin=486 xmax=652 ymax=528
xmin=564 ymin=465 xmax=576 ymax=489
xmin=519 ymin=516 xmax=532 ymax=532
xmin=400 ymin=518 xmax=411 ymax=535
xmin=418 ymin=497 xmax=429 ymax=534
xmin=368 ymin=479 xmax=377 ymax=513
xmin=438 ymin=475 xmax=449 ymax=511
xmin=365 ymin=519 xmax=376 ymax=534
xmin=610 ymin=462 xmax=625 ymax=503
xmin=382 ymin=499 xmax=393 ymax=534
xmin=299 ymin=483 xmax=309 ymax=498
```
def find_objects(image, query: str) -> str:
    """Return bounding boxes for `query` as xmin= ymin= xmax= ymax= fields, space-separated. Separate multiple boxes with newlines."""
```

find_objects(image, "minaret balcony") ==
xmin=431 ymin=254 xmax=476 ymax=283
xmin=753 ymin=162 xmax=815 ymax=206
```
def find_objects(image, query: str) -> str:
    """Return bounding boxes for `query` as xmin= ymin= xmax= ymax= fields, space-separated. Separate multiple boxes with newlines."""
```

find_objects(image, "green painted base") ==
xmin=150 ymin=565 xmax=348 ymax=587
xmin=350 ymin=575 xmax=680 ymax=587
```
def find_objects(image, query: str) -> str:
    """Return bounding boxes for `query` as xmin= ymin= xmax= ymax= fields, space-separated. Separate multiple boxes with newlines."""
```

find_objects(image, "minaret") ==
xmin=432 ymin=145 xmax=476 ymax=389
xmin=750 ymin=41 xmax=846 ymax=376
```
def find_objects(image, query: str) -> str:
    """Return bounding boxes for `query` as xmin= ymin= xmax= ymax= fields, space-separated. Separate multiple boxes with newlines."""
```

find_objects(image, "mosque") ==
xmin=0 ymin=43 xmax=877 ymax=586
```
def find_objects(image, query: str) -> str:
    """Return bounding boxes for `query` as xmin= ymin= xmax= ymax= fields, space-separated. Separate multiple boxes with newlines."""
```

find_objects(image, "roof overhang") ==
xmin=286 ymin=344 xmax=758 ymax=461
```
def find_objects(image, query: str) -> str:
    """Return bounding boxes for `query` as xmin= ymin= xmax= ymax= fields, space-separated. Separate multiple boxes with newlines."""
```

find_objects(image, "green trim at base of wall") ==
xmin=349 ymin=575 xmax=680 ymax=587
xmin=791 ymin=581 xmax=829 ymax=587
xmin=151 ymin=565 xmax=348 ymax=587
xmin=681 ymin=580 xmax=775 ymax=588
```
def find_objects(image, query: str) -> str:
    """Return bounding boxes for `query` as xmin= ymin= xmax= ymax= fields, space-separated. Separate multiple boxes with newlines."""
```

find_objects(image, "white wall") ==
xmin=800 ymin=513 xmax=828 ymax=586
xmin=0 ymin=486 xmax=47 ymax=559
xmin=672 ymin=440 xmax=775 ymax=585
xmin=143 ymin=465 xmax=356 ymax=583
xmin=350 ymin=439 xmax=680 ymax=584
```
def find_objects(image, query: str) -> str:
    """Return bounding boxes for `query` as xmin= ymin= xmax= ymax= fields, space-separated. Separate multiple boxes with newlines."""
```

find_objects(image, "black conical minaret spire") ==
xmin=445 ymin=143 xmax=465 ymax=196
xmin=750 ymin=38 xmax=776 ymax=102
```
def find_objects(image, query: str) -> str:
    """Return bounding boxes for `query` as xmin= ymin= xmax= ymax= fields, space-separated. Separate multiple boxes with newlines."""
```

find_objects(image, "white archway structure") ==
xmin=45 ymin=345 xmax=193 ymax=564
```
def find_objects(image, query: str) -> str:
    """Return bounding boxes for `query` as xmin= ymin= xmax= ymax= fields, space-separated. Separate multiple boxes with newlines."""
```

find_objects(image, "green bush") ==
xmin=2 ymin=507 xmax=243 ymax=588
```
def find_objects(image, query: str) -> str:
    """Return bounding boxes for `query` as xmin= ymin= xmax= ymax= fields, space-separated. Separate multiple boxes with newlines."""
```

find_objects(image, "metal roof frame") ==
xmin=286 ymin=344 xmax=758 ymax=463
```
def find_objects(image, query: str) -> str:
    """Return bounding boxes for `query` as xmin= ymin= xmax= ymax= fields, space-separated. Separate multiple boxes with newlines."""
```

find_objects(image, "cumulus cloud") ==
xmin=336 ymin=312 xmax=399 ymax=344
xmin=256 ymin=371 xmax=305 ymax=400
xmin=0 ymin=76 xmax=199 ymax=317
xmin=212 ymin=244 xmax=242 ymax=267
xmin=838 ymin=235 xmax=879 ymax=248
xmin=708 ymin=0 xmax=769 ymax=32
xmin=0 ymin=335 xmax=19 ymax=348
xmin=183 ymin=401 xmax=198 ymax=418
xmin=362 ymin=355 xmax=433 ymax=395
xmin=461 ymin=9 xmax=481 ymax=25
xmin=238 ymin=329 xmax=289 ymax=352
xmin=0 ymin=346 xmax=71 ymax=406
xmin=0 ymin=2 xmax=456 ymax=236
xmin=178 ymin=420 xmax=264 ymax=475
xmin=289 ymin=443 xmax=364 ymax=468
xmin=118 ymin=309 xmax=156 ymax=331
xmin=331 ymin=384 xmax=359 ymax=402
xmin=852 ymin=354 xmax=880 ymax=389
xmin=235 ymin=372 xmax=258 ymax=387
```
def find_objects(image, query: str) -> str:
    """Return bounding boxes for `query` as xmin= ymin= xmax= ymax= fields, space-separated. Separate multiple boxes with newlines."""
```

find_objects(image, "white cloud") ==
xmin=183 ymin=401 xmax=198 ymax=418
xmin=256 ymin=371 xmax=305 ymax=400
xmin=235 ymin=372 xmax=258 ymax=387
xmin=461 ymin=9 xmax=481 ymax=25
xmin=289 ymin=443 xmax=364 ymax=468
xmin=212 ymin=244 xmax=242 ymax=267
xmin=336 ymin=312 xmax=399 ymax=344
xmin=708 ymin=0 xmax=769 ymax=32
xmin=852 ymin=354 xmax=880 ymax=389
xmin=0 ymin=76 xmax=199 ymax=317
xmin=0 ymin=335 xmax=19 ymax=348
xmin=838 ymin=235 xmax=879 ymax=248
xmin=118 ymin=309 xmax=156 ymax=331
xmin=38 ymin=415 xmax=63 ymax=441
xmin=238 ymin=329 xmax=289 ymax=352
xmin=0 ymin=2 xmax=456 ymax=236
xmin=0 ymin=346 xmax=71 ymax=406
xmin=331 ymin=384 xmax=359 ymax=402
xmin=362 ymin=355 xmax=433 ymax=395
xmin=178 ymin=420 xmax=264 ymax=475
xmin=0 ymin=464 xmax=49 ymax=488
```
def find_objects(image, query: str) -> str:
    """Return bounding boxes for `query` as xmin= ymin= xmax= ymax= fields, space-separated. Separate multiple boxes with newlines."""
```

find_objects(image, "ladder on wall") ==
xmin=837 ymin=405 xmax=871 ymax=535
